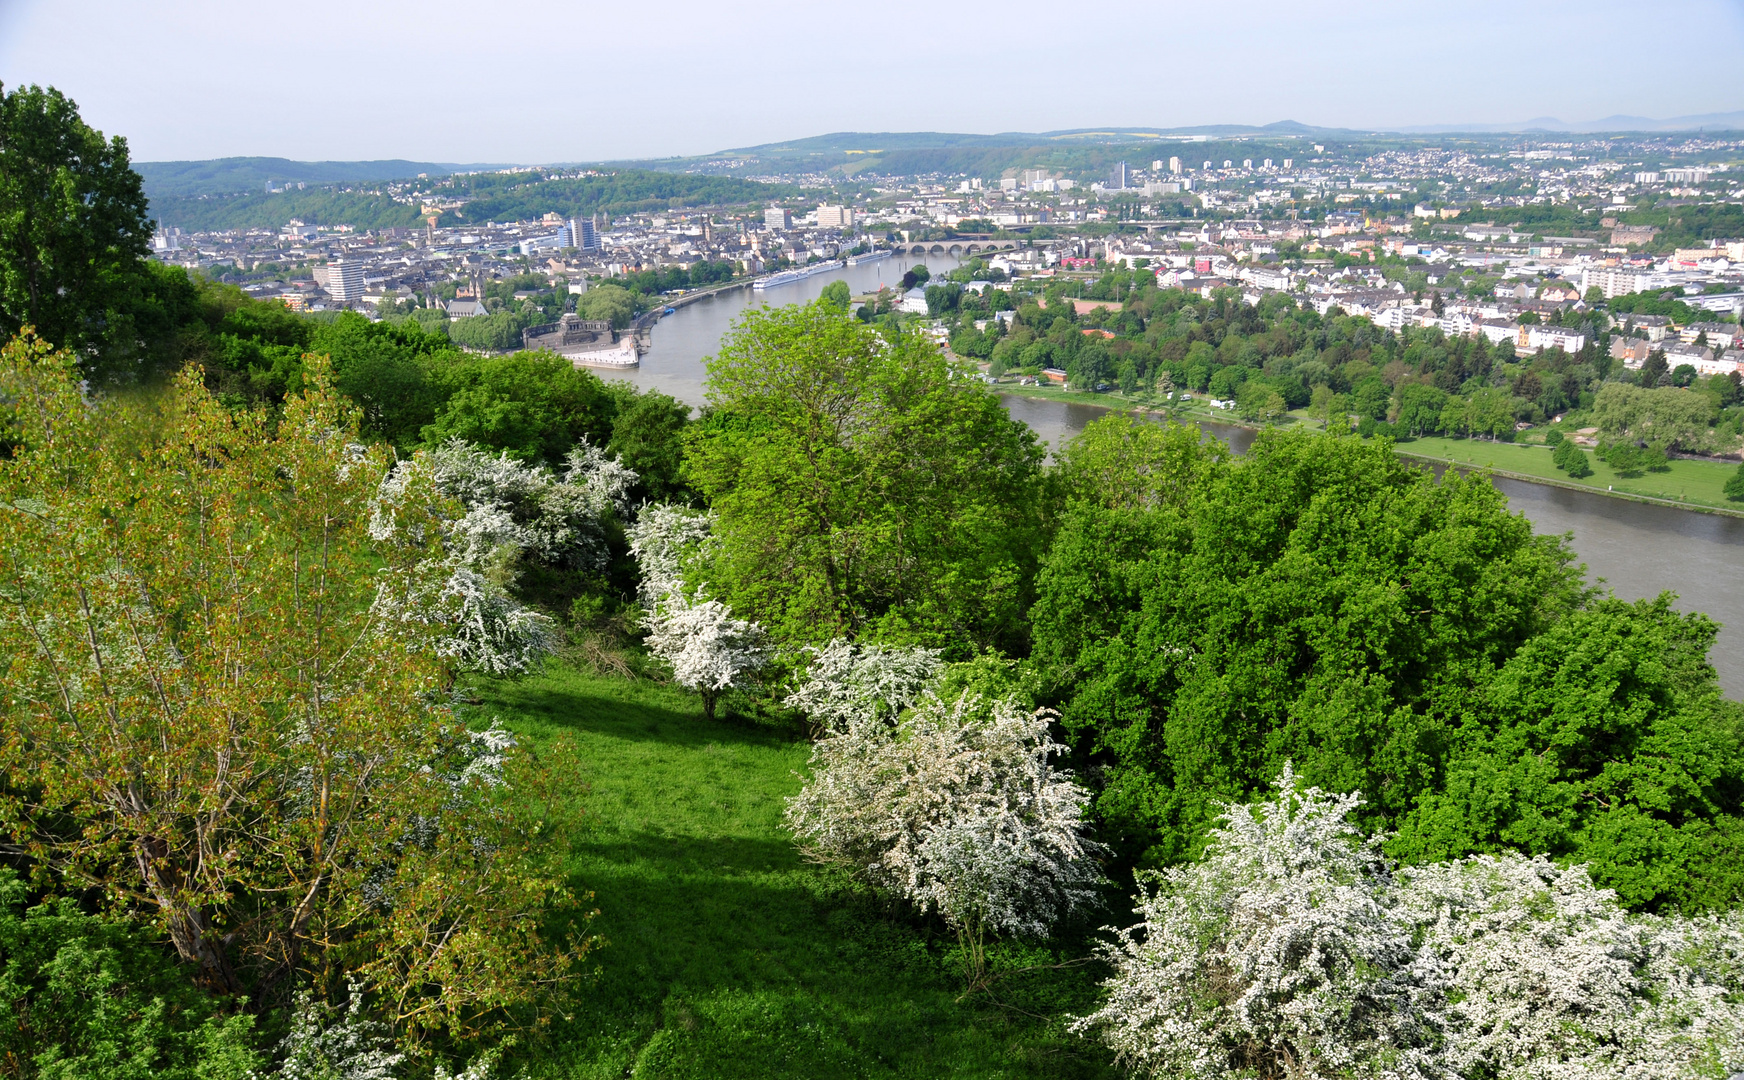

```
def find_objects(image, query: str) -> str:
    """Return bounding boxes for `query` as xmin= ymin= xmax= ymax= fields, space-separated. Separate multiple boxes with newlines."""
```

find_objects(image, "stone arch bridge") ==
xmin=898 ymin=238 xmax=1020 ymax=257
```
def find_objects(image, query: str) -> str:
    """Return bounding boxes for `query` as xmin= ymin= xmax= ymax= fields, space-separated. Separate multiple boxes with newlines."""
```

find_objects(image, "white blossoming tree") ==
xmin=783 ymin=638 xmax=944 ymax=735
xmin=1399 ymin=854 xmax=1744 ymax=1080
xmin=628 ymin=504 xmax=771 ymax=721
xmin=371 ymin=438 xmax=637 ymax=678
xmin=1076 ymin=766 xmax=1744 ymax=1080
xmin=785 ymin=693 xmax=1102 ymax=990
xmin=1075 ymin=766 xmax=1447 ymax=1080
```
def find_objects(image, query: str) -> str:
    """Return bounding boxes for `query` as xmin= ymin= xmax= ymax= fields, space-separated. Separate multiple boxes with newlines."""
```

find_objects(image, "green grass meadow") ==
xmin=1377 ymin=434 xmax=1743 ymax=511
xmin=470 ymin=662 xmax=1119 ymax=1079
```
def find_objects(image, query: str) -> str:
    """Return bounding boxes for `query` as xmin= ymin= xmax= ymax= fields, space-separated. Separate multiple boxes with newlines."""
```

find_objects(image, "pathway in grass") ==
xmin=474 ymin=662 xmax=1117 ymax=1079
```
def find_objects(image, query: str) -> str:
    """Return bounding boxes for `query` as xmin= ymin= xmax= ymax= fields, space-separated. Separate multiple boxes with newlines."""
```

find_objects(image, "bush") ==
xmin=1551 ymin=437 xmax=1592 ymax=477
xmin=785 ymin=691 xmax=1102 ymax=990
xmin=0 ymin=868 xmax=263 ymax=1080
xmin=1076 ymin=768 xmax=1744 ymax=1079
xmin=1727 ymin=461 xmax=1744 ymax=502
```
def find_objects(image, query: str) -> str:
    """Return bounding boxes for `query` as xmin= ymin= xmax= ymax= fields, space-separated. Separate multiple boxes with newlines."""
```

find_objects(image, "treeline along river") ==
xmin=617 ymin=256 xmax=1744 ymax=697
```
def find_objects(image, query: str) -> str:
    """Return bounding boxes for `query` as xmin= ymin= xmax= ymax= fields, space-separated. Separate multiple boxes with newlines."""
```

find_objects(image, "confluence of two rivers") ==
xmin=611 ymin=255 xmax=1744 ymax=697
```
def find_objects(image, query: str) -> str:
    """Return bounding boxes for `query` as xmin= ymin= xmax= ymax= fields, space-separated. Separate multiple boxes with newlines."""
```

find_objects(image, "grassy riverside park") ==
xmin=994 ymin=381 xmax=1744 ymax=515
xmin=469 ymin=660 xmax=1119 ymax=1079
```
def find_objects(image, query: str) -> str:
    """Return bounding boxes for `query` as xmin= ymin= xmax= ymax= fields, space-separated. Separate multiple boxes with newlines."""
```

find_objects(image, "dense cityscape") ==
xmin=150 ymin=132 xmax=1744 ymax=399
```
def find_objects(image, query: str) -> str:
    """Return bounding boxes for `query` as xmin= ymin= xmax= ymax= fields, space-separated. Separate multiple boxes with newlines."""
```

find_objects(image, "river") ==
xmin=612 ymin=255 xmax=1744 ymax=698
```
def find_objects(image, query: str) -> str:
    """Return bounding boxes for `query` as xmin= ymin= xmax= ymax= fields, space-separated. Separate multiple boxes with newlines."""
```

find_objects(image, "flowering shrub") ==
xmin=628 ymin=504 xmax=770 ymax=720
xmin=783 ymin=638 xmax=944 ymax=735
xmin=786 ymin=693 xmax=1101 ymax=987
xmin=372 ymin=438 xmax=636 ymax=677
xmin=1076 ymin=766 xmax=1744 ymax=1080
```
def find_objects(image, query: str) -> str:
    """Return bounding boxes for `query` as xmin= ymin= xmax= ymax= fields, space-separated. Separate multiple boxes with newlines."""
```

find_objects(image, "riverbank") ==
xmin=994 ymin=381 xmax=1744 ymax=518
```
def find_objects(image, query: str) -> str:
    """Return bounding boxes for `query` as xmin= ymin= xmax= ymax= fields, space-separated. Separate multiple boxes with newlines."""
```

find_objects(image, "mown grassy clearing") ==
xmin=1376 ymin=433 xmax=1742 ymax=511
xmin=995 ymin=383 xmax=1744 ymax=514
xmin=470 ymin=661 xmax=1118 ymax=1079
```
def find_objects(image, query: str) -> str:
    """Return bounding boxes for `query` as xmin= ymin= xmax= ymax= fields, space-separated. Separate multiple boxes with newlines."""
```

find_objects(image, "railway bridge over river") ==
xmin=895 ymin=238 xmax=1021 ymax=257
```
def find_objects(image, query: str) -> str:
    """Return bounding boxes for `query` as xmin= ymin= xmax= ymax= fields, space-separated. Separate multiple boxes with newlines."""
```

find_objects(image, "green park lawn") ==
xmin=1370 ymin=433 xmax=1743 ymax=511
xmin=468 ymin=661 xmax=1118 ymax=1079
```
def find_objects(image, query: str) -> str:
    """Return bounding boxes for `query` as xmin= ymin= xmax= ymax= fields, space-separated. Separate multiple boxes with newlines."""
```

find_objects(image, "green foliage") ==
xmin=1393 ymin=597 xmax=1744 ymax=912
xmin=423 ymin=350 xmax=615 ymax=464
xmin=1034 ymin=425 xmax=1586 ymax=869
xmin=1727 ymin=461 xmax=1744 ymax=502
xmin=447 ymin=309 xmax=533 ymax=352
xmin=1394 ymin=382 xmax=1449 ymax=436
xmin=604 ymin=383 xmax=691 ymax=503
xmin=307 ymin=311 xmax=455 ymax=448
xmin=439 ymin=171 xmax=795 ymax=228
xmin=1592 ymin=382 xmax=1720 ymax=454
xmin=614 ymin=263 xmax=737 ymax=301
xmin=1551 ymin=437 xmax=1594 ymax=478
xmin=0 ymin=83 xmax=155 ymax=378
xmin=923 ymin=283 xmax=961 ymax=316
xmin=0 ymin=869 xmax=263 ymax=1080
xmin=685 ymin=302 xmax=1044 ymax=654
xmin=818 ymin=280 xmax=851 ymax=312
xmin=149 ymin=170 xmax=784 ymax=233
xmin=574 ymin=284 xmax=638 ymax=330
xmin=1607 ymin=289 xmax=1702 ymax=325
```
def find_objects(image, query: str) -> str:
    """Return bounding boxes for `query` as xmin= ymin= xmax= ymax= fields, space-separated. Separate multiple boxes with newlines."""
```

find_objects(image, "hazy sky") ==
xmin=3 ymin=0 xmax=1741 ymax=164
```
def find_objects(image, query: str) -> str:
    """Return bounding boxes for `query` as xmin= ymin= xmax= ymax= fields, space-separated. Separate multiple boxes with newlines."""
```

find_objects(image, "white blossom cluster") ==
xmin=378 ymin=437 xmax=634 ymax=572
xmin=1075 ymin=766 xmax=1744 ymax=1080
xmin=371 ymin=439 xmax=636 ymax=676
xmin=783 ymin=638 xmax=944 ymax=734
xmin=276 ymin=980 xmax=500 ymax=1080
xmin=785 ymin=693 xmax=1102 ymax=941
xmin=627 ymin=504 xmax=770 ymax=708
xmin=276 ymin=983 xmax=403 ymax=1080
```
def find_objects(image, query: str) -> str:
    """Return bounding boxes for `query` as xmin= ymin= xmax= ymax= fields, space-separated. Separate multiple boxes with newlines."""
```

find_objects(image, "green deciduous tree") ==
xmin=684 ymin=301 xmax=1044 ymax=653
xmin=605 ymin=384 xmax=691 ymax=503
xmin=1726 ymin=461 xmax=1744 ymax=502
xmin=0 ymin=335 xmax=594 ymax=1037
xmin=1393 ymin=597 xmax=1744 ymax=912
xmin=1592 ymin=382 xmax=1719 ymax=454
xmin=574 ymin=284 xmax=636 ymax=329
xmin=1034 ymin=425 xmax=1586 ymax=870
xmin=423 ymin=349 xmax=615 ymax=465
xmin=819 ymin=280 xmax=851 ymax=312
xmin=0 ymin=83 xmax=154 ymax=378
xmin=1394 ymin=382 xmax=1449 ymax=435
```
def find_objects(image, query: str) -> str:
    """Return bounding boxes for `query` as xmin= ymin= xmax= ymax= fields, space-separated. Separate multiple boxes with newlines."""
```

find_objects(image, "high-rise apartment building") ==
xmin=324 ymin=258 xmax=364 ymax=304
xmin=1107 ymin=162 xmax=1129 ymax=189
xmin=764 ymin=206 xmax=793 ymax=229
xmin=562 ymin=217 xmax=599 ymax=250
xmin=1169 ymin=157 xmax=1182 ymax=174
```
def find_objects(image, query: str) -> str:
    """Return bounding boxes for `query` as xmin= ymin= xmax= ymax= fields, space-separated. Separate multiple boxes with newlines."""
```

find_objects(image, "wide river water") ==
xmin=610 ymin=255 xmax=1744 ymax=698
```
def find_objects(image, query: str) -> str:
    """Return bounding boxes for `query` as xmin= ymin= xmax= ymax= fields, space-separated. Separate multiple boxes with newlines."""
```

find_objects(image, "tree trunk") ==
xmin=135 ymin=837 xmax=243 ymax=995
xmin=702 ymin=689 xmax=718 ymax=723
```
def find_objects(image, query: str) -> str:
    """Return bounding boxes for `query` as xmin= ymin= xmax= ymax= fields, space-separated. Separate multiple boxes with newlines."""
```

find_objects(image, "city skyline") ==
xmin=2 ymin=0 xmax=1741 ymax=163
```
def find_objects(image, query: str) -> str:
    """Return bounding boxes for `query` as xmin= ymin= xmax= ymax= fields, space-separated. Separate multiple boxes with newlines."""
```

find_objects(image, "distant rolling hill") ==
xmin=134 ymin=157 xmax=507 ymax=198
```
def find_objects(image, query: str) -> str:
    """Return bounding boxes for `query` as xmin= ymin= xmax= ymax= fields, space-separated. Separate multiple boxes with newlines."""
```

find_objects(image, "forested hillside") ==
xmin=146 ymin=167 xmax=797 ymax=231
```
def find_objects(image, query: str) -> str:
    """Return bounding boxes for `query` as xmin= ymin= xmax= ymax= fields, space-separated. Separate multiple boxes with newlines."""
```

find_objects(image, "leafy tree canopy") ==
xmin=684 ymin=301 xmax=1045 ymax=653
xmin=0 ymin=82 xmax=154 ymax=379
xmin=1034 ymin=424 xmax=1589 ymax=871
